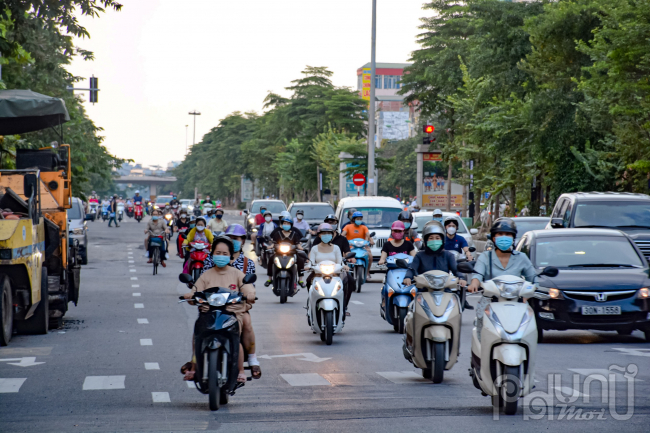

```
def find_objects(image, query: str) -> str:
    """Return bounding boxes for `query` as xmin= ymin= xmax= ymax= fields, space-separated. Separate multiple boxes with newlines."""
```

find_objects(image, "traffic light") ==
xmin=423 ymin=125 xmax=435 ymax=134
xmin=89 ymin=76 xmax=98 ymax=103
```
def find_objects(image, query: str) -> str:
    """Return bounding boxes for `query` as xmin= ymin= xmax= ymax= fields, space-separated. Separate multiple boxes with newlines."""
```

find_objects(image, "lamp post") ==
xmin=188 ymin=110 xmax=201 ymax=146
xmin=185 ymin=124 xmax=188 ymax=154
xmin=367 ymin=0 xmax=377 ymax=196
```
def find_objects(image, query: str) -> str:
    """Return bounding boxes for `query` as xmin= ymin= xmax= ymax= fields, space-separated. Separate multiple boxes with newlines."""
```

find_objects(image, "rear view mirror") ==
xmin=369 ymin=232 xmax=376 ymax=238
xmin=242 ymin=273 xmax=257 ymax=285
xmin=179 ymin=273 xmax=193 ymax=284
xmin=468 ymin=246 xmax=476 ymax=253
xmin=470 ymin=228 xmax=478 ymax=235
xmin=540 ymin=266 xmax=559 ymax=278
xmin=24 ymin=173 xmax=38 ymax=198
xmin=84 ymin=214 xmax=94 ymax=221
xmin=395 ymin=259 xmax=409 ymax=269
xmin=243 ymin=209 xmax=248 ymax=215
xmin=457 ymin=262 xmax=475 ymax=274
xmin=550 ymin=218 xmax=564 ymax=229
xmin=345 ymin=252 xmax=356 ymax=259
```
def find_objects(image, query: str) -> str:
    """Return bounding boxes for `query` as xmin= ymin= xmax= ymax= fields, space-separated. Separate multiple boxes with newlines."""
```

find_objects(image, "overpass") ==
xmin=114 ymin=175 xmax=177 ymax=197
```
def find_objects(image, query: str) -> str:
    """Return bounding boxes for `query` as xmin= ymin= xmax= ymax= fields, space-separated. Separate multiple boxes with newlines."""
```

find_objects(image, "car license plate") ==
xmin=581 ymin=306 xmax=621 ymax=315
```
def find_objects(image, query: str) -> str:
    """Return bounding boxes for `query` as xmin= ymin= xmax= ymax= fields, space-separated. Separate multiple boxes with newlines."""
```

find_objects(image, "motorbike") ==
xmin=399 ymin=265 xmax=462 ymax=384
xmin=134 ymin=203 xmax=144 ymax=223
xmin=171 ymin=203 xmax=181 ymax=219
xmin=164 ymin=211 xmax=174 ymax=240
xmin=101 ymin=203 xmax=110 ymax=221
xmin=306 ymin=256 xmax=354 ymax=345
xmin=348 ymin=232 xmax=375 ymax=293
xmin=257 ymin=236 xmax=273 ymax=269
xmin=269 ymin=241 xmax=306 ymax=304
xmin=177 ymin=227 xmax=188 ymax=259
xmin=89 ymin=202 xmax=99 ymax=221
xmin=126 ymin=203 xmax=134 ymax=218
xmin=203 ymin=203 xmax=213 ymax=216
xmin=178 ymin=272 xmax=257 ymax=411
xmin=380 ymin=253 xmax=415 ymax=334
xmin=149 ymin=235 xmax=165 ymax=275
xmin=186 ymin=239 xmax=211 ymax=281
xmin=193 ymin=206 xmax=202 ymax=217
xmin=448 ymin=247 xmax=476 ymax=310
xmin=117 ymin=202 xmax=125 ymax=222
xmin=457 ymin=262 xmax=559 ymax=415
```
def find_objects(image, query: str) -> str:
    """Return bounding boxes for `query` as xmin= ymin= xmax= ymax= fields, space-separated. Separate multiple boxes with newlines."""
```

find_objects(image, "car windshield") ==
xmin=251 ymin=201 xmax=286 ymax=214
xmin=290 ymin=204 xmax=334 ymax=219
xmin=414 ymin=215 xmax=467 ymax=233
xmin=155 ymin=196 xmax=172 ymax=205
xmin=516 ymin=219 xmax=549 ymax=237
xmin=574 ymin=201 xmax=650 ymax=228
xmin=180 ymin=199 xmax=192 ymax=204
xmin=534 ymin=236 xmax=644 ymax=268
xmin=67 ymin=202 xmax=82 ymax=220
xmin=343 ymin=207 xmax=402 ymax=229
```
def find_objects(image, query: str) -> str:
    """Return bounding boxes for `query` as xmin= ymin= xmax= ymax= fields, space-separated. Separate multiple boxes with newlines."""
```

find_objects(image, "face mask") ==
xmin=152 ymin=216 xmax=159 ymax=221
xmin=282 ymin=224 xmax=291 ymax=231
xmin=297 ymin=215 xmax=303 ymax=220
xmin=403 ymin=222 xmax=411 ymax=229
xmin=216 ymin=214 xmax=223 ymax=219
xmin=181 ymin=214 xmax=187 ymax=219
xmin=495 ymin=236 xmax=514 ymax=251
xmin=232 ymin=240 xmax=242 ymax=252
xmin=189 ymin=223 xmax=196 ymax=229
xmin=212 ymin=255 xmax=230 ymax=268
xmin=433 ymin=217 xmax=443 ymax=223
xmin=355 ymin=220 xmax=362 ymax=226
xmin=427 ymin=240 xmax=443 ymax=251
xmin=196 ymin=226 xmax=205 ymax=231
xmin=265 ymin=216 xmax=272 ymax=222
xmin=260 ymin=210 xmax=266 ymax=214
xmin=320 ymin=234 xmax=333 ymax=244
xmin=392 ymin=231 xmax=404 ymax=240
xmin=447 ymin=227 xmax=457 ymax=235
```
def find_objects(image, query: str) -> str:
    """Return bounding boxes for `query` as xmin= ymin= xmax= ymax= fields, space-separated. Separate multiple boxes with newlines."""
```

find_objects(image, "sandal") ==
xmin=237 ymin=372 xmax=247 ymax=383
xmin=250 ymin=365 xmax=262 ymax=379
xmin=180 ymin=362 xmax=196 ymax=381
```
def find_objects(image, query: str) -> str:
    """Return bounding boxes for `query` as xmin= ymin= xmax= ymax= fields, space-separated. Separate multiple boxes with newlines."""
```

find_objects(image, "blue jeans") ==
xmin=108 ymin=216 xmax=119 ymax=227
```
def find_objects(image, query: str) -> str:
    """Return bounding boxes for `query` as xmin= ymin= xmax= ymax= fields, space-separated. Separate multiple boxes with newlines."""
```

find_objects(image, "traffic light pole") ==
xmin=66 ymin=75 xmax=99 ymax=104
xmin=367 ymin=0 xmax=377 ymax=196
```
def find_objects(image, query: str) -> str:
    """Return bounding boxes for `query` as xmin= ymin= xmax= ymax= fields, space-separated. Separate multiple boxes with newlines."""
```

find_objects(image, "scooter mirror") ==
xmin=540 ymin=266 xmax=559 ymax=278
xmin=369 ymin=232 xmax=376 ymax=238
xmin=179 ymin=273 xmax=193 ymax=284
xmin=345 ymin=252 xmax=356 ymax=259
xmin=242 ymin=273 xmax=257 ymax=285
xmin=468 ymin=246 xmax=476 ymax=253
xmin=457 ymin=262 xmax=475 ymax=274
xmin=395 ymin=259 xmax=409 ymax=269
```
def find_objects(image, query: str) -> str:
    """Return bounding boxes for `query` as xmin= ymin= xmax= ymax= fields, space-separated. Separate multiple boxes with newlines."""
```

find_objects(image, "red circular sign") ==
xmin=352 ymin=173 xmax=366 ymax=186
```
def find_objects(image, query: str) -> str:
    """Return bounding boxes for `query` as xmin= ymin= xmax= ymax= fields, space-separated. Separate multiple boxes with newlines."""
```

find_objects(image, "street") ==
xmin=1 ymin=215 xmax=649 ymax=433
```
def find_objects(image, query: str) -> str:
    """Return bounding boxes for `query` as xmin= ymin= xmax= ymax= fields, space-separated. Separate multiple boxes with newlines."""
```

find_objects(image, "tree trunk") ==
xmin=474 ymin=187 xmax=481 ymax=225
xmin=462 ymin=153 xmax=468 ymax=217
xmin=545 ymin=182 xmax=551 ymax=216
xmin=510 ymin=184 xmax=517 ymax=217
xmin=316 ymin=165 xmax=321 ymax=202
xmin=446 ymin=160 xmax=453 ymax=212
xmin=494 ymin=193 xmax=500 ymax=221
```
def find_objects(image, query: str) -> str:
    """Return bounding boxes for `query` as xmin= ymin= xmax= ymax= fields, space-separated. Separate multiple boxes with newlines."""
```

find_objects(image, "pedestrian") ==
xmin=108 ymin=194 xmax=119 ymax=227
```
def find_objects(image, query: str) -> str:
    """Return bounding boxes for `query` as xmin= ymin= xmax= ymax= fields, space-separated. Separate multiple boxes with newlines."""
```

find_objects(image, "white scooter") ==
xmin=306 ymin=256 xmax=353 ymax=345
xmin=458 ymin=262 xmax=558 ymax=415
xmin=117 ymin=202 xmax=125 ymax=222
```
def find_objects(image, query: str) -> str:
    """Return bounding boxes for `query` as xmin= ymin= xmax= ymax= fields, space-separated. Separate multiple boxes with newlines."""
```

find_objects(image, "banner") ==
xmin=361 ymin=68 xmax=371 ymax=100
xmin=422 ymin=152 xmax=463 ymax=209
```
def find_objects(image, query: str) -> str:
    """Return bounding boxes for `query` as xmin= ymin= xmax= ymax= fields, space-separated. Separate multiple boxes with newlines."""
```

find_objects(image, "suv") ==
xmin=548 ymin=192 xmax=650 ymax=261
xmin=243 ymin=199 xmax=287 ymax=238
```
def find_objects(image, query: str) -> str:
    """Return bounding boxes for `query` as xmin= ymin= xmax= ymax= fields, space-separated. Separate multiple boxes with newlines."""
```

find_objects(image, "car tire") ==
xmin=537 ymin=327 xmax=544 ymax=343
xmin=617 ymin=329 xmax=633 ymax=336
xmin=16 ymin=268 xmax=49 ymax=335
xmin=0 ymin=276 xmax=13 ymax=346
xmin=80 ymin=247 xmax=88 ymax=265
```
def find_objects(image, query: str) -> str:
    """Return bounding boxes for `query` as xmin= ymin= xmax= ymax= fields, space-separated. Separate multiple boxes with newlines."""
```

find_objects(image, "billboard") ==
xmin=361 ymin=68 xmax=371 ymax=100
xmin=422 ymin=152 xmax=463 ymax=209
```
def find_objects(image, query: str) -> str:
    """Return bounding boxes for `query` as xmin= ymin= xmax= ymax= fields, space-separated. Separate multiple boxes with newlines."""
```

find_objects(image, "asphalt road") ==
xmin=0 ymin=214 xmax=649 ymax=432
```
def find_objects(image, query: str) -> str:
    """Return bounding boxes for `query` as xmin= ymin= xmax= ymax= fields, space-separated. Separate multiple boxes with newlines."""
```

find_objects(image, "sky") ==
xmin=69 ymin=0 xmax=430 ymax=167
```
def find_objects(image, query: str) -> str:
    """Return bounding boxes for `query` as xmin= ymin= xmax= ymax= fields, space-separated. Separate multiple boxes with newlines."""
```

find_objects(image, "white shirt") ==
xmin=309 ymin=244 xmax=342 ymax=265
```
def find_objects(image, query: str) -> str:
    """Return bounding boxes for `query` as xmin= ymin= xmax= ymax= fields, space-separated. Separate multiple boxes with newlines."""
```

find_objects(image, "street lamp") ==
xmin=367 ymin=0 xmax=377 ymax=196
xmin=185 ymin=124 xmax=188 ymax=154
xmin=188 ymin=110 xmax=201 ymax=146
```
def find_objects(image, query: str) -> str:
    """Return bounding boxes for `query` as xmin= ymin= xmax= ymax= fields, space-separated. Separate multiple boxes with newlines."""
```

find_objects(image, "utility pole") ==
xmin=188 ymin=110 xmax=201 ymax=146
xmin=367 ymin=0 xmax=377 ymax=196
xmin=185 ymin=125 xmax=189 ymax=154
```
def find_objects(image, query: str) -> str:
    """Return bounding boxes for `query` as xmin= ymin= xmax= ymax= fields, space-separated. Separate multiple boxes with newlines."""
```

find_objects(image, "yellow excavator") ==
xmin=0 ymin=90 xmax=80 ymax=346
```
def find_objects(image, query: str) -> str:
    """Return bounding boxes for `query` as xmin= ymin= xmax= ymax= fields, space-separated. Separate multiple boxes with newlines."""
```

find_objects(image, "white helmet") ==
xmin=135 ymin=190 xmax=140 ymax=194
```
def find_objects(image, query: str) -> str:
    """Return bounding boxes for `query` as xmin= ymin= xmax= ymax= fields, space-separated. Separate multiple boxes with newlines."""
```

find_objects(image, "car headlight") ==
xmin=535 ymin=285 xmax=563 ymax=300
xmin=188 ymin=205 xmax=194 ymax=210
xmin=638 ymin=287 xmax=649 ymax=299
xmin=72 ymin=228 xmax=84 ymax=235
xmin=279 ymin=244 xmax=290 ymax=254
xmin=248 ymin=218 xmax=255 ymax=224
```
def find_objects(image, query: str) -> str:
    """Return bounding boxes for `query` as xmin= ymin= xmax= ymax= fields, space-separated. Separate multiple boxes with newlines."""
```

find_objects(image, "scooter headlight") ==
xmin=314 ymin=282 xmax=325 ymax=296
xmin=331 ymin=281 xmax=342 ymax=296
xmin=423 ymin=274 xmax=447 ymax=289
xmin=207 ymin=293 xmax=229 ymax=307
xmin=286 ymin=257 xmax=294 ymax=269
xmin=164 ymin=214 xmax=172 ymax=220
xmin=279 ymin=244 xmax=290 ymax=254
xmin=319 ymin=264 xmax=335 ymax=275
xmin=274 ymin=257 xmax=282 ymax=268
xmin=497 ymin=282 xmax=523 ymax=300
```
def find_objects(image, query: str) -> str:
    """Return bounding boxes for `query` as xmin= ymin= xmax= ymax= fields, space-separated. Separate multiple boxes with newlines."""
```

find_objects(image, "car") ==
xmin=243 ymin=199 xmax=287 ymax=239
xmin=547 ymin=192 xmax=650 ymax=261
xmin=287 ymin=202 xmax=335 ymax=234
xmin=180 ymin=199 xmax=193 ymax=212
xmin=516 ymin=228 xmax=650 ymax=342
xmin=153 ymin=195 xmax=173 ymax=210
xmin=413 ymin=211 xmax=477 ymax=250
xmin=512 ymin=216 xmax=549 ymax=239
xmin=334 ymin=196 xmax=403 ymax=274
xmin=69 ymin=197 xmax=89 ymax=264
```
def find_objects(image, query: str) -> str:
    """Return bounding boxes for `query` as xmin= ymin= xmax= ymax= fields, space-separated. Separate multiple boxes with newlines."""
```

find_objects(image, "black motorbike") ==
xmin=270 ymin=241 xmax=307 ymax=304
xmin=178 ymin=272 xmax=257 ymax=411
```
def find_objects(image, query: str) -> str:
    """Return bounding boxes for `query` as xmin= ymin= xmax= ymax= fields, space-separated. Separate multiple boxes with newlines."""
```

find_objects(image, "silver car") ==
xmin=68 ymin=197 xmax=89 ymax=264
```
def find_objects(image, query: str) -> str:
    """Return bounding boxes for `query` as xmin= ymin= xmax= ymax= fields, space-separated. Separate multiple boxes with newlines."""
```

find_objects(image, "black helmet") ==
xmin=443 ymin=217 xmax=458 ymax=228
xmin=211 ymin=235 xmax=234 ymax=259
xmin=398 ymin=210 xmax=413 ymax=223
xmin=490 ymin=218 xmax=517 ymax=237
xmin=324 ymin=214 xmax=338 ymax=223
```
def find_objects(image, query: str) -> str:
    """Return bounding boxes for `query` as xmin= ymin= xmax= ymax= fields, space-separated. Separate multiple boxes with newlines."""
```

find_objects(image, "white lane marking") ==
xmin=133 ymin=293 xmax=141 ymax=297
xmin=131 ymin=277 xmax=138 ymax=280
xmin=0 ymin=357 xmax=45 ymax=367
xmin=145 ymin=363 xmax=160 ymax=370
xmin=82 ymin=376 xmax=125 ymax=390
xmin=608 ymin=348 xmax=650 ymax=357
xmin=152 ymin=392 xmax=170 ymax=403
xmin=129 ymin=265 xmax=135 ymax=268
xmin=140 ymin=339 xmax=153 ymax=346
xmin=134 ymin=303 xmax=144 ymax=309
xmin=128 ymin=260 xmax=134 ymax=263
xmin=350 ymin=300 xmax=364 ymax=305
xmin=0 ymin=378 xmax=27 ymax=393
xmin=568 ymin=368 xmax=644 ymax=382
xmin=132 ymin=284 xmax=140 ymax=288
xmin=258 ymin=352 xmax=331 ymax=363
xmin=129 ymin=269 xmax=136 ymax=272
xmin=186 ymin=381 xmax=195 ymax=388
xmin=137 ymin=318 xmax=149 ymax=324
xmin=280 ymin=373 xmax=331 ymax=386
xmin=376 ymin=371 xmax=428 ymax=384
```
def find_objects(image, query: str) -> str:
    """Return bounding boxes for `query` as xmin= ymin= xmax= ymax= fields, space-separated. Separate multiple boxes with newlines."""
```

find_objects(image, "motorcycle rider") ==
xmin=397 ymin=210 xmax=421 ymax=244
xmin=377 ymin=221 xmax=416 ymax=266
xmin=256 ymin=210 xmax=276 ymax=256
xmin=443 ymin=218 xmax=474 ymax=261
xmin=108 ymin=194 xmax=120 ymax=228
xmin=293 ymin=210 xmax=310 ymax=235
xmin=192 ymin=195 xmax=202 ymax=213
xmin=202 ymin=195 xmax=214 ymax=210
xmin=89 ymin=190 xmax=99 ymax=202
xmin=133 ymin=190 xmax=143 ymax=205
xmin=431 ymin=208 xmax=444 ymax=224
xmin=402 ymin=222 xmax=466 ymax=287
xmin=341 ymin=208 xmax=366 ymax=231
xmin=207 ymin=208 xmax=228 ymax=233
xmin=182 ymin=217 xmax=214 ymax=272
xmin=144 ymin=208 xmax=170 ymax=266
xmin=169 ymin=195 xmax=180 ymax=208
xmin=254 ymin=205 xmax=267 ymax=227
xmin=341 ymin=211 xmax=374 ymax=279
xmin=175 ymin=211 xmax=191 ymax=257
xmin=202 ymin=224 xmax=254 ymax=276
xmin=264 ymin=216 xmax=305 ymax=288
xmin=181 ymin=236 xmax=260 ymax=382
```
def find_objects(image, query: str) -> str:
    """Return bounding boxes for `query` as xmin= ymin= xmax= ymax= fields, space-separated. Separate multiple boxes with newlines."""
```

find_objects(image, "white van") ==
xmin=335 ymin=196 xmax=404 ymax=274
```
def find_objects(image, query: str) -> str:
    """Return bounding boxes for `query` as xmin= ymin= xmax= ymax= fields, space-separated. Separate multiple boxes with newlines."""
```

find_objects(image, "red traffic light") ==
xmin=423 ymin=125 xmax=434 ymax=134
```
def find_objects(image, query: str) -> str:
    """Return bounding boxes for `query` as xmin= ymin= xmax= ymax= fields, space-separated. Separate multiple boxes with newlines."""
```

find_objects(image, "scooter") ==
xmin=89 ymin=202 xmax=99 ymax=221
xmin=270 ymin=241 xmax=306 ymax=304
xmin=134 ymin=203 xmax=144 ymax=223
xmin=400 ymin=265 xmax=462 ymax=383
xmin=117 ymin=202 xmax=125 ymax=222
xmin=380 ymin=253 xmax=415 ymax=334
xmin=164 ymin=211 xmax=174 ymax=240
xmin=126 ymin=203 xmax=134 ymax=218
xmin=458 ymin=262 xmax=558 ymax=415
xmin=306 ymin=257 xmax=354 ymax=345
xmin=101 ymin=203 xmax=110 ymax=221
xmin=177 ymin=227 xmax=188 ymax=259
xmin=449 ymin=248 xmax=476 ymax=310
xmin=257 ymin=236 xmax=273 ymax=269
xmin=178 ymin=272 xmax=257 ymax=411
xmin=186 ymin=240 xmax=210 ymax=282
xmin=203 ymin=203 xmax=213 ymax=216
xmin=348 ymin=232 xmax=375 ymax=293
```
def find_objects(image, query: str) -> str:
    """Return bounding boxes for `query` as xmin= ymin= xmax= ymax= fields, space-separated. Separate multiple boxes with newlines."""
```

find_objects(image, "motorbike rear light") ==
xmin=638 ymin=288 xmax=649 ymax=298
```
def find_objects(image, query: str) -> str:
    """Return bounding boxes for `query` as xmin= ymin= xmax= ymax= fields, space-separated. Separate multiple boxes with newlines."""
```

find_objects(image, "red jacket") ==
xmin=254 ymin=213 xmax=265 ymax=225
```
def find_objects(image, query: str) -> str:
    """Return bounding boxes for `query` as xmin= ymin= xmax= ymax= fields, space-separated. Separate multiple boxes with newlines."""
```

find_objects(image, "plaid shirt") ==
xmin=202 ymin=253 xmax=256 ymax=278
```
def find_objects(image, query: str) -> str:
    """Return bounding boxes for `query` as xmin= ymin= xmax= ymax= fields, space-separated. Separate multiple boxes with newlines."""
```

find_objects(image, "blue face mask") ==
xmin=433 ymin=217 xmax=443 ymax=223
xmin=282 ymin=224 xmax=291 ymax=231
xmin=355 ymin=220 xmax=362 ymax=226
xmin=403 ymin=222 xmax=411 ymax=229
xmin=212 ymin=255 xmax=230 ymax=268
xmin=232 ymin=240 xmax=242 ymax=252
xmin=189 ymin=223 xmax=196 ymax=229
xmin=152 ymin=216 xmax=159 ymax=221
xmin=216 ymin=214 xmax=223 ymax=219
xmin=320 ymin=234 xmax=333 ymax=244
xmin=495 ymin=236 xmax=514 ymax=251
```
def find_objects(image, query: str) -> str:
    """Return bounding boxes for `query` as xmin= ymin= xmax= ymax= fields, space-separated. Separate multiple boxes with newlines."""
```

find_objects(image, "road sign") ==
xmin=352 ymin=173 xmax=366 ymax=186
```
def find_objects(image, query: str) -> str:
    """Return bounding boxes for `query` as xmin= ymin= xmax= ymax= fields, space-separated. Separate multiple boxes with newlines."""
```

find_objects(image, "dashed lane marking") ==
xmin=152 ymin=392 xmax=170 ymax=403
xmin=128 ymin=260 xmax=134 ymax=263
xmin=134 ymin=303 xmax=144 ymax=309
xmin=0 ymin=378 xmax=26 ymax=393
xmin=140 ymin=339 xmax=153 ymax=346
xmin=133 ymin=293 xmax=141 ymax=297
xmin=129 ymin=265 xmax=135 ymax=268
xmin=131 ymin=277 xmax=138 ymax=280
xmin=130 ymin=269 xmax=137 ymax=272
xmin=350 ymin=300 xmax=364 ymax=305
xmin=137 ymin=318 xmax=149 ymax=324
xmin=376 ymin=371 xmax=428 ymax=384
xmin=280 ymin=373 xmax=331 ymax=386
xmin=145 ymin=363 xmax=160 ymax=370
xmin=132 ymin=284 xmax=140 ymax=288
xmin=82 ymin=376 xmax=125 ymax=390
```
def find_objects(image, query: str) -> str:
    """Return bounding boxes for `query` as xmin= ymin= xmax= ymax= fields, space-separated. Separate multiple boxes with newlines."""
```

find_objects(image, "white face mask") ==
xmin=265 ymin=216 xmax=272 ymax=222
xmin=196 ymin=225 xmax=205 ymax=231
xmin=447 ymin=227 xmax=457 ymax=235
xmin=297 ymin=215 xmax=303 ymax=220
xmin=181 ymin=214 xmax=187 ymax=218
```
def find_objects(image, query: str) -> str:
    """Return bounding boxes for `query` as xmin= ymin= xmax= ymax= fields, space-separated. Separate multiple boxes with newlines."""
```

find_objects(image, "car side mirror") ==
xmin=84 ymin=214 xmax=94 ymax=221
xmin=345 ymin=252 xmax=356 ymax=259
xmin=550 ymin=218 xmax=564 ymax=228
xmin=369 ymin=232 xmax=376 ymax=238
xmin=395 ymin=259 xmax=409 ymax=269
xmin=179 ymin=273 xmax=193 ymax=284
xmin=243 ymin=209 xmax=249 ymax=215
xmin=468 ymin=246 xmax=476 ymax=253
xmin=540 ymin=266 xmax=559 ymax=278
xmin=470 ymin=228 xmax=478 ymax=235
xmin=24 ymin=173 xmax=38 ymax=198
xmin=457 ymin=262 xmax=475 ymax=274
xmin=242 ymin=273 xmax=257 ymax=285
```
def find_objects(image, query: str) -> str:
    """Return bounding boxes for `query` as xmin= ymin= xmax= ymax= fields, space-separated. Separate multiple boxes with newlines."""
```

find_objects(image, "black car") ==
xmin=547 ymin=192 xmax=650 ymax=262
xmin=242 ymin=199 xmax=287 ymax=239
xmin=516 ymin=228 xmax=650 ymax=341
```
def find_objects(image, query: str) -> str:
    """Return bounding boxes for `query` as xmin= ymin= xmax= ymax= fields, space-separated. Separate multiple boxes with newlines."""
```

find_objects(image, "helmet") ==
xmin=324 ymin=214 xmax=338 ymax=223
xmin=113 ymin=194 xmax=118 ymax=198
xmin=281 ymin=217 xmax=294 ymax=226
xmin=189 ymin=215 xmax=197 ymax=221
xmin=224 ymin=224 xmax=247 ymax=237
xmin=215 ymin=208 xmax=224 ymax=214
xmin=422 ymin=221 xmax=445 ymax=242
xmin=432 ymin=208 xmax=443 ymax=217
xmin=91 ymin=190 xmax=96 ymax=194
xmin=317 ymin=223 xmax=334 ymax=234
xmin=391 ymin=221 xmax=406 ymax=231
xmin=296 ymin=209 xmax=304 ymax=216
xmin=211 ymin=235 xmax=234 ymax=258
xmin=195 ymin=217 xmax=207 ymax=226
xmin=347 ymin=208 xmax=357 ymax=219
xmin=280 ymin=211 xmax=291 ymax=220
xmin=398 ymin=210 xmax=413 ymax=223
xmin=490 ymin=218 xmax=517 ymax=237
xmin=135 ymin=190 xmax=140 ymax=194
xmin=165 ymin=202 xmax=170 ymax=206
xmin=444 ymin=217 xmax=459 ymax=228
xmin=352 ymin=211 xmax=363 ymax=219
xmin=263 ymin=210 xmax=272 ymax=217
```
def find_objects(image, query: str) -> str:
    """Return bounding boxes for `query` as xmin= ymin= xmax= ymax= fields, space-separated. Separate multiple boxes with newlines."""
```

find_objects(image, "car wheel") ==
xmin=617 ymin=329 xmax=633 ymax=336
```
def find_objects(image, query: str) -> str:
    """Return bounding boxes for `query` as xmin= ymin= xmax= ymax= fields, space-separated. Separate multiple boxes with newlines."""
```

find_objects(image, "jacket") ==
xmin=183 ymin=227 xmax=214 ymax=246
xmin=405 ymin=248 xmax=458 ymax=280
